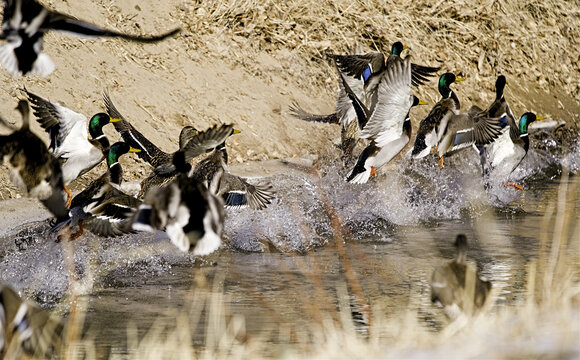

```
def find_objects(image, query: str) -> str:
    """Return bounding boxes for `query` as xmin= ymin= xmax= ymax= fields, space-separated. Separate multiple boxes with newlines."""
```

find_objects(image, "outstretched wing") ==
xmin=332 ymin=52 xmax=385 ymax=81
xmin=44 ymin=11 xmax=180 ymax=42
xmin=103 ymin=91 xmax=168 ymax=166
xmin=26 ymin=89 xmax=89 ymax=154
xmin=360 ymin=56 xmax=412 ymax=146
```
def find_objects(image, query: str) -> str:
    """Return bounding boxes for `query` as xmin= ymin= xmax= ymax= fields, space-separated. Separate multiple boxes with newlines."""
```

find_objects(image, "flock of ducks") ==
xmin=0 ymin=1 xmax=548 ymax=357
xmin=291 ymin=42 xmax=544 ymax=188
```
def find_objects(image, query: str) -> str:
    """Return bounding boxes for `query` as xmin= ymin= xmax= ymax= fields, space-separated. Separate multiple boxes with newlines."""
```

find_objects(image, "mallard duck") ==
xmin=52 ymin=142 xmax=142 ymax=241
xmin=436 ymin=105 xmax=505 ymax=169
xmin=103 ymin=92 xmax=209 ymax=195
xmin=190 ymin=140 xmax=275 ymax=210
xmin=411 ymin=73 xmax=465 ymax=159
xmin=0 ymin=282 xmax=64 ymax=358
xmin=291 ymin=42 xmax=439 ymax=160
xmin=0 ymin=0 xmax=180 ymax=76
xmin=481 ymin=112 xmax=544 ymax=190
xmin=0 ymin=99 xmax=68 ymax=221
xmin=342 ymin=56 xmax=428 ymax=183
xmin=431 ymin=234 xmax=492 ymax=318
xmin=132 ymin=124 xmax=236 ymax=255
xmin=26 ymin=89 xmax=122 ymax=207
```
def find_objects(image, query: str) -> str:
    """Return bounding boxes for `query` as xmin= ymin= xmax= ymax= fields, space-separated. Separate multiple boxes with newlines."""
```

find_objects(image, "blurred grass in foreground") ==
xmin=51 ymin=171 xmax=579 ymax=360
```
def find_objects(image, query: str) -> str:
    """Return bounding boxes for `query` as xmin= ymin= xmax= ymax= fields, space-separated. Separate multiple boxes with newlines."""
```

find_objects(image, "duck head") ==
xmin=391 ymin=41 xmax=408 ymax=56
xmin=438 ymin=73 xmax=465 ymax=98
xmin=495 ymin=75 xmax=506 ymax=100
xmin=518 ymin=112 xmax=544 ymax=134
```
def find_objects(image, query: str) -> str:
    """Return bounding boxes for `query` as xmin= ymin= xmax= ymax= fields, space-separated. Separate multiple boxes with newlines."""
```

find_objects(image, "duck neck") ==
xmin=109 ymin=163 xmax=123 ymax=186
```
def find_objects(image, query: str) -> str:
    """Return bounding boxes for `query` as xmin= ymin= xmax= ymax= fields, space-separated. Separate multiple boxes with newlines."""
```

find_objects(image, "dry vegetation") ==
xmin=179 ymin=0 xmax=580 ymax=119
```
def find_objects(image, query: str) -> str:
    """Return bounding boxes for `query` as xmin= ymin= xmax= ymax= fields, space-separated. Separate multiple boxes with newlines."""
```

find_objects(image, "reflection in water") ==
xmin=0 ymin=128 xmax=577 ymax=356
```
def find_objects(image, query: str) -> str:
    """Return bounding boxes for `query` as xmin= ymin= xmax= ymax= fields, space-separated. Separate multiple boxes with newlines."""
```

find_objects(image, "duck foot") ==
xmin=69 ymin=221 xmax=85 ymax=241
xmin=504 ymin=182 xmax=524 ymax=191
xmin=438 ymin=156 xmax=444 ymax=169
xmin=64 ymin=185 xmax=72 ymax=208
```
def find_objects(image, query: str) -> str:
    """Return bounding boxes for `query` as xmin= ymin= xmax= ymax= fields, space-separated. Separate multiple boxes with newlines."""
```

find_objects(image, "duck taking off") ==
xmin=0 ymin=99 xmax=68 ymax=222
xmin=132 ymin=124 xmax=235 ymax=255
xmin=0 ymin=0 xmax=180 ymax=76
xmin=342 ymin=56 xmax=427 ymax=183
xmin=411 ymin=72 xmax=465 ymax=159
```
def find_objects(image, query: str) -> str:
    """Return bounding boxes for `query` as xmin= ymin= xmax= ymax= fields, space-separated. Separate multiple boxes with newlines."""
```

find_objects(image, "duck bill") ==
xmin=129 ymin=147 xmax=142 ymax=153
xmin=455 ymin=76 xmax=466 ymax=82
xmin=109 ymin=117 xmax=123 ymax=123
xmin=233 ymin=129 xmax=241 ymax=134
xmin=418 ymin=99 xmax=428 ymax=105
xmin=536 ymin=116 xmax=546 ymax=121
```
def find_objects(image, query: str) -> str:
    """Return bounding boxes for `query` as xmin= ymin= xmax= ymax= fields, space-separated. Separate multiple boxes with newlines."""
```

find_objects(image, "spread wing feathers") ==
xmin=178 ymin=126 xmax=198 ymax=150
xmin=449 ymin=113 xmax=505 ymax=152
xmin=410 ymin=63 xmax=440 ymax=86
xmin=360 ymin=57 xmax=412 ymax=146
xmin=288 ymin=102 xmax=339 ymax=124
xmin=220 ymin=173 xmax=275 ymax=210
xmin=336 ymin=68 xmax=366 ymax=128
xmin=44 ymin=13 xmax=180 ymax=42
xmin=103 ymin=91 xmax=166 ymax=165
xmin=83 ymin=194 xmax=140 ymax=236
xmin=332 ymin=52 xmax=385 ymax=80
xmin=26 ymin=89 xmax=89 ymax=154
xmin=339 ymin=72 xmax=370 ymax=130
xmin=181 ymin=124 xmax=234 ymax=162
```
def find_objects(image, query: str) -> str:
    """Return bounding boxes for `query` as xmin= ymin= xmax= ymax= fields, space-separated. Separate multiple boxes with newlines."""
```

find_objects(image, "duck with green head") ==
xmin=26 ymin=89 xmax=122 ymax=208
xmin=411 ymin=72 xmax=466 ymax=160
xmin=53 ymin=141 xmax=142 ymax=241
xmin=482 ymin=112 xmax=544 ymax=190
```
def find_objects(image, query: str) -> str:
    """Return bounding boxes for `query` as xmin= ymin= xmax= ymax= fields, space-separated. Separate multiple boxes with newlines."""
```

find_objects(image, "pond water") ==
xmin=0 ymin=125 xmax=578 ymax=357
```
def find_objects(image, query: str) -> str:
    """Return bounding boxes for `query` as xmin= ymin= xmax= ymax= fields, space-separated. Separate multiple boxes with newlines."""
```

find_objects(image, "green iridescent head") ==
xmin=391 ymin=41 xmax=407 ymax=56
xmin=88 ymin=113 xmax=121 ymax=138
xmin=107 ymin=142 xmax=141 ymax=167
xmin=438 ymin=73 xmax=465 ymax=98
xmin=518 ymin=112 xmax=544 ymax=134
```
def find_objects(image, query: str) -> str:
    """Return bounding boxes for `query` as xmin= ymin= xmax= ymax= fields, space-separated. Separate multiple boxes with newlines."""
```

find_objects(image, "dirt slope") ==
xmin=0 ymin=0 xmax=578 ymax=198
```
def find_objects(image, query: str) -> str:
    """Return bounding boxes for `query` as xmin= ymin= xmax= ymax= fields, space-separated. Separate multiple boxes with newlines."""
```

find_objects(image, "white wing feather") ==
xmin=359 ymin=57 xmax=412 ymax=146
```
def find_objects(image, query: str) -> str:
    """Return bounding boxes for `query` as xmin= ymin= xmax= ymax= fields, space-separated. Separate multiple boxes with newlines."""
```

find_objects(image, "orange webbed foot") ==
xmin=505 ymin=182 xmax=524 ymax=191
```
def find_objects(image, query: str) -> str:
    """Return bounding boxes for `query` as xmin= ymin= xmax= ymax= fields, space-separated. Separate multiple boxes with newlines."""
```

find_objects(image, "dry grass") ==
xmin=177 ymin=0 xmax=580 ymax=109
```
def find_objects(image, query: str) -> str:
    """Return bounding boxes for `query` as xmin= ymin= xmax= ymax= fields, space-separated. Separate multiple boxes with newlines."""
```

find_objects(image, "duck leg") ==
xmin=64 ymin=185 xmax=72 ymax=208
xmin=438 ymin=156 xmax=445 ymax=169
xmin=504 ymin=182 xmax=524 ymax=191
xmin=69 ymin=220 xmax=85 ymax=241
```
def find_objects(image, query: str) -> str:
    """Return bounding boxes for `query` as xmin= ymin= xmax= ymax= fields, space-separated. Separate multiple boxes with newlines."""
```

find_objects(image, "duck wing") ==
xmin=410 ymin=63 xmax=440 ymax=86
xmin=332 ymin=52 xmax=385 ymax=82
xmin=26 ymin=89 xmax=90 ymax=156
xmin=103 ymin=91 xmax=170 ymax=167
xmin=448 ymin=112 xmax=505 ymax=153
xmin=220 ymin=173 xmax=275 ymax=210
xmin=359 ymin=57 xmax=413 ymax=146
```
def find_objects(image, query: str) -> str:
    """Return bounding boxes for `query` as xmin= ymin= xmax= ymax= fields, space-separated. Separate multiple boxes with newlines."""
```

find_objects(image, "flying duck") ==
xmin=342 ymin=56 xmax=427 ymax=183
xmin=52 ymin=141 xmax=142 ymax=241
xmin=0 ymin=99 xmax=68 ymax=221
xmin=132 ymin=124 xmax=235 ymax=255
xmin=26 ymin=89 xmax=122 ymax=207
xmin=0 ymin=0 xmax=180 ymax=76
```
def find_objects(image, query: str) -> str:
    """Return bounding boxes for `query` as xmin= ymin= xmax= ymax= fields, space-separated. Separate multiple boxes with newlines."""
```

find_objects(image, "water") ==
xmin=0 ymin=126 xmax=578 ymax=357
